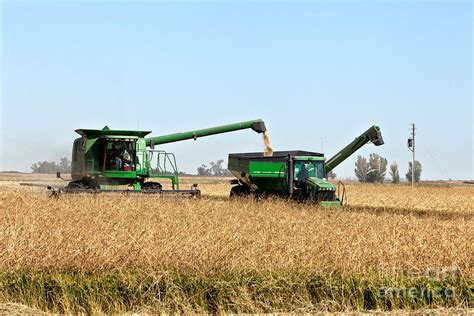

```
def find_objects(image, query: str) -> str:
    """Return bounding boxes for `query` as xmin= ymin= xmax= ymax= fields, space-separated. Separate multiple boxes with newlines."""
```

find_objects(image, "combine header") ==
xmin=228 ymin=125 xmax=384 ymax=207
xmin=54 ymin=119 xmax=267 ymax=195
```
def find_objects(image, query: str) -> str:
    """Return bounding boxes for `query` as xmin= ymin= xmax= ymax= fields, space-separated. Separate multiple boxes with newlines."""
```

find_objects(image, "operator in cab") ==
xmin=297 ymin=164 xmax=309 ymax=183
xmin=121 ymin=149 xmax=132 ymax=171
xmin=109 ymin=143 xmax=122 ymax=171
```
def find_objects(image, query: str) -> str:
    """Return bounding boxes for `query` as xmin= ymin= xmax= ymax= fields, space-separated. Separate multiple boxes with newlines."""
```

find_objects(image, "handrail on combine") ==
xmin=148 ymin=150 xmax=180 ymax=189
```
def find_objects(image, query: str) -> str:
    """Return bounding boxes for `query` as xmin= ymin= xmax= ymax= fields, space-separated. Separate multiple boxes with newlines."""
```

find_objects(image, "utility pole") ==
xmin=407 ymin=123 xmax=416 ymax=187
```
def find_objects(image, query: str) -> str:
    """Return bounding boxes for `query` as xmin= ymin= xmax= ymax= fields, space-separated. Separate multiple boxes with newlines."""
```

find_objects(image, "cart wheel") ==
xmin=230 ymin=185 xmax=250 ymax=197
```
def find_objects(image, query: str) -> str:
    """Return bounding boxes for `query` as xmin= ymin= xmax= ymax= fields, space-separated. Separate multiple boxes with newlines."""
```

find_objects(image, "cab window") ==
xmin=294 ymin=160 xmax=325 ymax=182
xmin=103 ymin=138 xmax=137 ymax=171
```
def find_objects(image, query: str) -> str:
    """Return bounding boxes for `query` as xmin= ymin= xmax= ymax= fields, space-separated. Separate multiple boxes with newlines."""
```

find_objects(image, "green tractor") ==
xmin=228 ymin=126 xmax=384 ymax=207
xmin=55 ymin=119 xmax=267 ymax=195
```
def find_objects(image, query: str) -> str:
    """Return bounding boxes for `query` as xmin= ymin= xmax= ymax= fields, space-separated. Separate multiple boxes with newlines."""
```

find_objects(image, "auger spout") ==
xmin=145 ymin=119 xmax=267 ymax=147
xmin=325 ymin=125 xmax=384 ymax=173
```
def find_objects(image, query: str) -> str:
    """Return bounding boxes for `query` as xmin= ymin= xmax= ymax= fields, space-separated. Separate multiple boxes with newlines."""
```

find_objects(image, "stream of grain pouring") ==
xmin=263 ymin=132 xmax=274 ymax=157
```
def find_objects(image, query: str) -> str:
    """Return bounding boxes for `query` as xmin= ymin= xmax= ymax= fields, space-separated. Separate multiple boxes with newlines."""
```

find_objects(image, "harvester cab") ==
xmin=59 ymin=119 xmax=267 ymax=194
xmin=228 ymin=125 xmax=384 ymax=207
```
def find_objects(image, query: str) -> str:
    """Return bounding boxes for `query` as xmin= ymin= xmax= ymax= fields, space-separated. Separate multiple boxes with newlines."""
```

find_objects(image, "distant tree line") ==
xmin=354 ymin=154 xmax=388 ymax=183
xmin=325 ymin=170 xmax=336 ymax=179
xmin=30 ymin=155 xmax=423 ymax=182
xmin=405 ymin=160 xmax=423 ymax=183
xmin=197 ymin=159 xmax=232 ymax=177
xmin=31 ymin=157 xmax=71 ymax=174
xmin=354 ymin=153 xmax=422 ymax=183
xmin=151 ymin=169 xmax=191 ymax=176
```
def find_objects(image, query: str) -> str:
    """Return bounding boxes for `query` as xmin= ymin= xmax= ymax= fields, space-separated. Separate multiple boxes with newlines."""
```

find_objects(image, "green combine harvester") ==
xmin=53 ymin=119 xmax=267 ymax=195
xmin=228 ymin=126 xmax=384 ymax=207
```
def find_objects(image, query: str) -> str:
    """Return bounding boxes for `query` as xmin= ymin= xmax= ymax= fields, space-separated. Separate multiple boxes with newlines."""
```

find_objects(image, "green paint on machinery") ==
xmin=58 ymin=119 xmax=267 ymax=194
xmin=228 ymin=126 xmax=384 ymax=207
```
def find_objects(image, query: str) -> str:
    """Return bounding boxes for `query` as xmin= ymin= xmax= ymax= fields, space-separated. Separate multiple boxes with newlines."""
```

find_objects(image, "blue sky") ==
xmin=1 ymin=0 xmax=472 ymax=179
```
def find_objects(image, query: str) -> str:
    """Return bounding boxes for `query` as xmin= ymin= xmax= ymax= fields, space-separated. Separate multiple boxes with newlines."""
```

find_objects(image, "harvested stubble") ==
xmin=0 ymin=181 xmax=473 ymax=313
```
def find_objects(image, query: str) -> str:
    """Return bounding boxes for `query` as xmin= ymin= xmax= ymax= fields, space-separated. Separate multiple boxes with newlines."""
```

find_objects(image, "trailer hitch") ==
xmin=337 ymin=181 xmax=347 ymax=206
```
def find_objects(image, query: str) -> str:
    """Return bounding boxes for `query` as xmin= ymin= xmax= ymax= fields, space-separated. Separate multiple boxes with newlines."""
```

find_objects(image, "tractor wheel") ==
xmin=230 ymin=185 xmax=250 ymax=198
xmin=143 ymin=182 xmax=163 ymax=191
xmin=66 ymin=181 xmax=87 ymax=190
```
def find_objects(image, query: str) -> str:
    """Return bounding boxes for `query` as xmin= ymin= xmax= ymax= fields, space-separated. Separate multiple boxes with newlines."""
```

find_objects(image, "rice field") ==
xmin=0 ymin=173 xmax=472 ymax=313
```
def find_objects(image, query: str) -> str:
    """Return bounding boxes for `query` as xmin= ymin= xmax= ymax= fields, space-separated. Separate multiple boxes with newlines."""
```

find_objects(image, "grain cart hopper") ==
xmin=55 ymin=119 xmax=267 ymax=194
xmin=228 ymin=125 xmax=384 ymax=207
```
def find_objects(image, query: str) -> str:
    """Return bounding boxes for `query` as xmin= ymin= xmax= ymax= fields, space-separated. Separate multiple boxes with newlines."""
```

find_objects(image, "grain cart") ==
xmin=53 ymin=119 xmax=267 ymax=195
xmin=228 ymin=125 xmax=384 ymax=207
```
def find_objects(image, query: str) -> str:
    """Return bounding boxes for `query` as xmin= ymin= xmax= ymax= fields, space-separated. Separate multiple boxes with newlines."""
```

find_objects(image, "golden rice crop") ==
xmin=0 ymin=175 xmax=472 ymax=313
xmin=344 ymin=183 xmax=473 ymax=214
xmin=1 ymin=180 xmax=472 ymax=276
